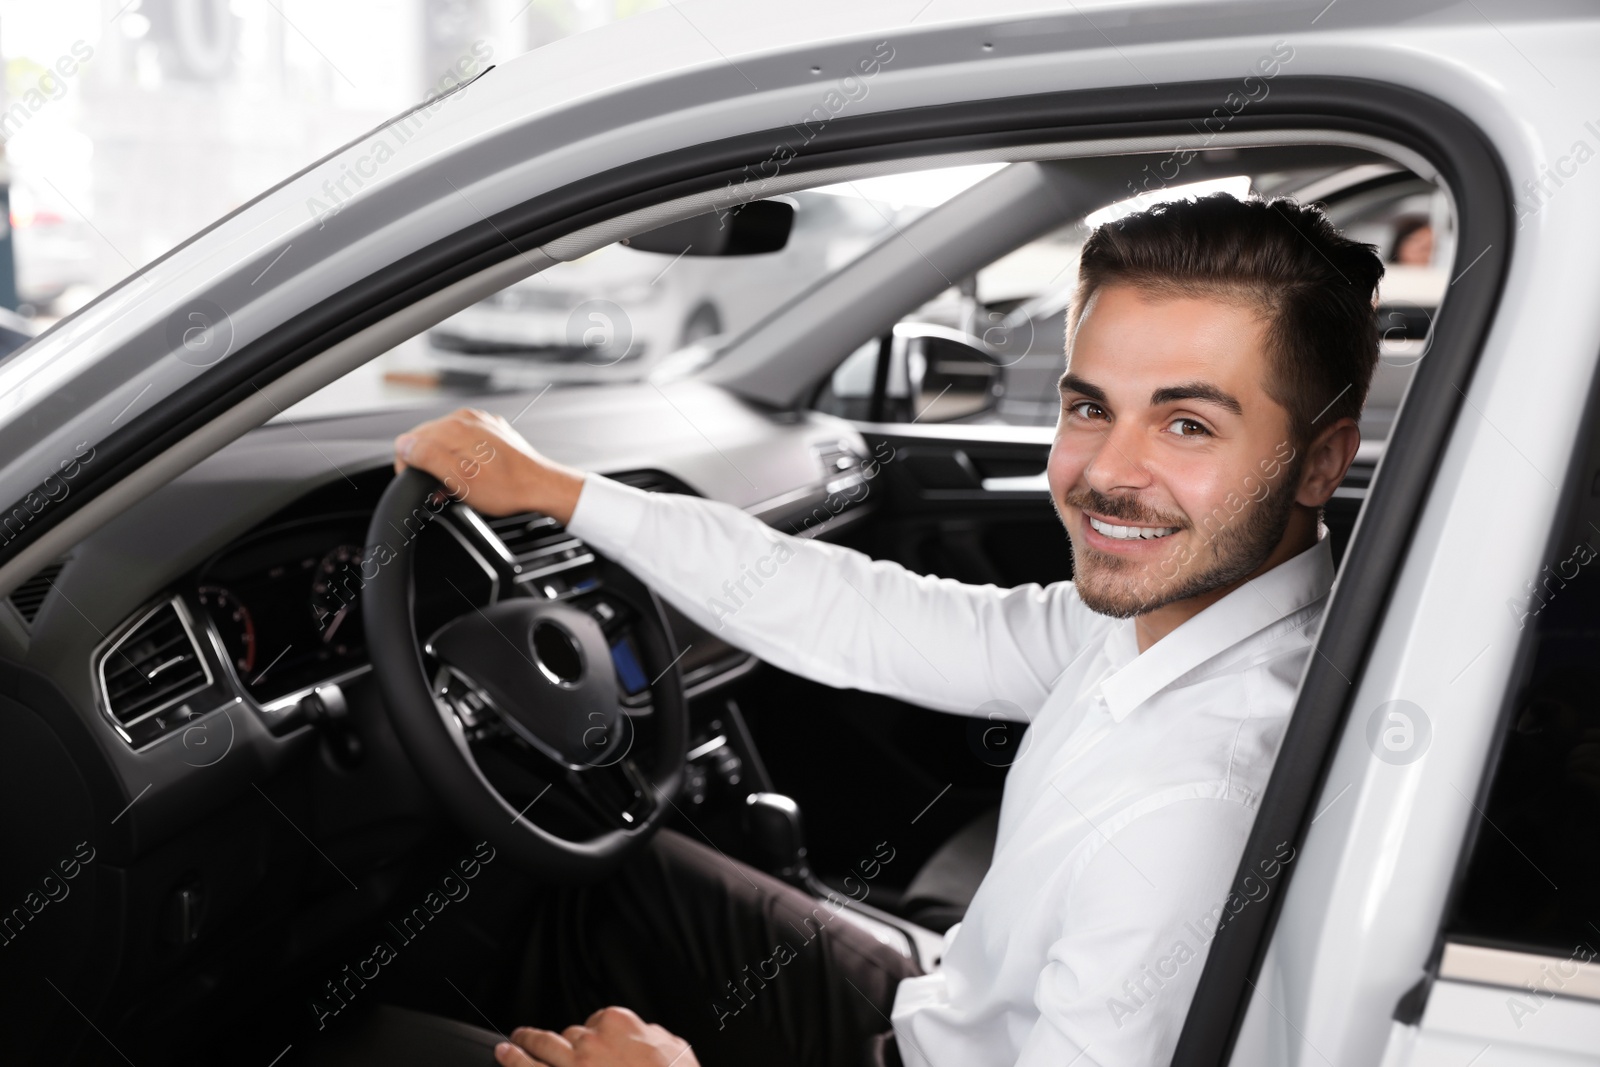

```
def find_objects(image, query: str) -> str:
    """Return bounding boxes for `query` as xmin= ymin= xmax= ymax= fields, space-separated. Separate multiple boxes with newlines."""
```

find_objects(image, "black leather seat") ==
xmin=896 ymin=806 xmax=999 ymax=933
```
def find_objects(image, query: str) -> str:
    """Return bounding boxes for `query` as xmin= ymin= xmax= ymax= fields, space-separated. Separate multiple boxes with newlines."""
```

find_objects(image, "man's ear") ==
xmin=1295 ymin=415 xmax=1361 ymax=507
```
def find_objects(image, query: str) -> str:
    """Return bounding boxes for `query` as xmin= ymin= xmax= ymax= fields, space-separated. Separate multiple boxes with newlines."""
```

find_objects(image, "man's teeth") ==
xmin=1088 ymin=515 xmax=1179 ymax=541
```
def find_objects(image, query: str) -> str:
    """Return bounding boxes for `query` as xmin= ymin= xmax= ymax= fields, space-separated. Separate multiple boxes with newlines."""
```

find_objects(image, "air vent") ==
xmin=472 ymin=472 xmax=694 ymax=583
xmin=7 ymin=560 xmax=65 ymax=624
xmin=814 ymin=440 xmax=869 ymax=496
xmin=99 ymin=599 xmax=212 ymax=733
xmin=609 ymin=469 xmax=696 ymax=495
xmin=483 ymin=513 xmax=595 ymax=581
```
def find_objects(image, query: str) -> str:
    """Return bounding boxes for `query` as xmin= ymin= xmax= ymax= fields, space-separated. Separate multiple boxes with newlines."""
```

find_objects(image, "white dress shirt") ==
xmin=566 ymin=473 xmax=1335 ymax=1067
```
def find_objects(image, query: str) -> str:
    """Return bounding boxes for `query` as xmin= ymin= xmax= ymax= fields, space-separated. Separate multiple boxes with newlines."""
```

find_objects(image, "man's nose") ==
xmin=1083 ymin=421 xmax=1154 ymax=494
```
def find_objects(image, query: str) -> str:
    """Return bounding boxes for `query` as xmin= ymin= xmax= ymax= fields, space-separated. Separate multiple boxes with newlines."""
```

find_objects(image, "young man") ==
xmin=390 ymin=193 xmax=1382 ymax=1067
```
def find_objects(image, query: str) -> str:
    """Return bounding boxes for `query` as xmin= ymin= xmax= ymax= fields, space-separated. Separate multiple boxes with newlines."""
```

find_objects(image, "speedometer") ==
xmin=310 ymin=544 xmax=365 ymax=657
xmin=197 ymin=585 xmax=256 ymax=675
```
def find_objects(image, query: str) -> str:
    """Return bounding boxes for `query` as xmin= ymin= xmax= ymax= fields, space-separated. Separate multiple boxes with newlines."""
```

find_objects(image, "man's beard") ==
xmin=1062 ymin=456 xmax=1303 ymax=619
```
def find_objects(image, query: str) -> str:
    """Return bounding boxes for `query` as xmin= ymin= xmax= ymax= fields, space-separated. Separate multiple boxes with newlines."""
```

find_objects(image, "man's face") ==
xmin=1048 ymin=283 xmax=1304 ymax=618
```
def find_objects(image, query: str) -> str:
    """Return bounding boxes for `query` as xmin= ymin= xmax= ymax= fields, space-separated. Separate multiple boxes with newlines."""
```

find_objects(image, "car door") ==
xmin=1367 ymin=370 xmax=1600 ymax=1065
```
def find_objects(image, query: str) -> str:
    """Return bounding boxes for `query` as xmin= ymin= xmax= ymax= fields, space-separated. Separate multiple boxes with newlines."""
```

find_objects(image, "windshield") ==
xmin=284 ymin=157 xmax=1450 ymax=445
xmin=276 ymin=164 xmax=1007 ymax=421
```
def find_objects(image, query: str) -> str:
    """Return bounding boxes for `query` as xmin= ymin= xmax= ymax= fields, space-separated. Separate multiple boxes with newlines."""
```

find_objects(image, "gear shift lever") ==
xmin=743 ymin=792 xmax=924 ymax=965
xmin=743 ymin=792 xmax=811 ymax=886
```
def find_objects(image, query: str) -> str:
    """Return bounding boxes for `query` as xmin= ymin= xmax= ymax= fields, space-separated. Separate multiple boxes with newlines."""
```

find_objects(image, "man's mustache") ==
xmin=1062 ymin=486 xmax=1188 ymax=530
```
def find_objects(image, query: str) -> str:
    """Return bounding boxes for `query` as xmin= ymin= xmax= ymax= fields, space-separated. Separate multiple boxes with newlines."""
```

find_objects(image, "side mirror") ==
xmin=896 ymin=323 xmax=1004 ymax=423
xmin=620 ymin=198 xmax=795 ymax=257
xmin=813 ymin=322 xmax=1006 ymax=423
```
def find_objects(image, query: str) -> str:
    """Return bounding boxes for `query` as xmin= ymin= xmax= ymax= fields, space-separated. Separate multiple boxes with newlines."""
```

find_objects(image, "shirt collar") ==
xmin=1097 ymin=527 xmax=1336 ymax=722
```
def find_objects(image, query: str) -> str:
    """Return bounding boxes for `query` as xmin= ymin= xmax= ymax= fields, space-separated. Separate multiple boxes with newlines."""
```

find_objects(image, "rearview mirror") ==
xmin=621 ymin=198 xmax=795 ymax=256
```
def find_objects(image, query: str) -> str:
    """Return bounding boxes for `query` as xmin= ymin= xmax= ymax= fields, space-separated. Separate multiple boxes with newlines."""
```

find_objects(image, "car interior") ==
xmin=0 ymin=136 xmax=1455 ymax=1064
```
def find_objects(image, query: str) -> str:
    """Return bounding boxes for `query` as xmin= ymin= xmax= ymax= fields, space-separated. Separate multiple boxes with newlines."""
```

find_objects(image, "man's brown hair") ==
xmin=1070 ymin=193 xmax=1386 ymax=446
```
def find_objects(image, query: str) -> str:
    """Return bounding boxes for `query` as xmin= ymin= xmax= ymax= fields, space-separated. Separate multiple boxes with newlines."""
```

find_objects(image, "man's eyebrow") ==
xmin=1150 ymin=381 xmax=1244 ymax=416
xmin=1057 ymin=373 xmax=1107 ymax=403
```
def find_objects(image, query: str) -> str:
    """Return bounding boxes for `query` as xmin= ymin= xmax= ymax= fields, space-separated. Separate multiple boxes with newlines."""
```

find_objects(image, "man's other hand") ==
xmin=393 ymin=407 xmax=585 ymax=522
xmin=492 ymin=1006 xmax=698 ymax=1067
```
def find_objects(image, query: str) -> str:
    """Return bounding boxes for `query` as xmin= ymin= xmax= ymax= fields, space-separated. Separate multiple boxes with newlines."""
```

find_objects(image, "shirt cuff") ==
xmin=565 ymin=472 xmax=652 ymax=556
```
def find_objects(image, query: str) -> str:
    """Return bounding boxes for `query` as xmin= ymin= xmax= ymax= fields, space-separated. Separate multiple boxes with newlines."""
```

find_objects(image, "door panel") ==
xmin=846 ymin=428 xmax=1066 ymax=589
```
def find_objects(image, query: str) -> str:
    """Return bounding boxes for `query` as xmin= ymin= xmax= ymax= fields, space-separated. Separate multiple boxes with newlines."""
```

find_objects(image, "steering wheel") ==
xmin=362 ymin=468 xmax=688 ymax=881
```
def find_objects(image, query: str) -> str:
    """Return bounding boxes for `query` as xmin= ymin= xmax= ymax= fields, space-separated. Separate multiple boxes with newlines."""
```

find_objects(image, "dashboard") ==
xmin=81 ymin=461 xmax=789 ymax=755
xmin=0 ymin=379 xmax=888 ymax=1064
xmin=0 ymin=380 xmax=871 ymax=859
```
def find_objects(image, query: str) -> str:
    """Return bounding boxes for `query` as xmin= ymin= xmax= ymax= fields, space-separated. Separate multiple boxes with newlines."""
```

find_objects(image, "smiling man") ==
xmin=390 ymin=193 xmax=1382 ymax=1067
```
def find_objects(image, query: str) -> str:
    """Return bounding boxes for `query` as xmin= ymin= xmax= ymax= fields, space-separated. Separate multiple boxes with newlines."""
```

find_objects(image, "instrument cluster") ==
xmin=194 ymin=512 xmax=495 ymax=709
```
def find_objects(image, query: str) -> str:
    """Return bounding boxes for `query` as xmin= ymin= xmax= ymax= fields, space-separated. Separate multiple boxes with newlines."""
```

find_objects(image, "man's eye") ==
xmin=1166 ymin=417 xmax=1210 ymax=437
xmin=1068 ymin=400 xmax=1107 ymax=421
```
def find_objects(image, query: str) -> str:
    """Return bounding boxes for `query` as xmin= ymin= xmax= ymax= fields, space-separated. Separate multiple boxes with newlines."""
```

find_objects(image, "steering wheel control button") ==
xmin=428 ymin=599 xmax=627 ymax=768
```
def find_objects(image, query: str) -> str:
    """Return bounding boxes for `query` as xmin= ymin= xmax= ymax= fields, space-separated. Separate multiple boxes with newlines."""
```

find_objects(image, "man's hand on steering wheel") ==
xmin=394 ymin=406 xmax=586 ymax=522
xmin=492 ymin=1007 xmax=699 ymax=1067
xmin=370 ymin=410 xmax=690 ymax=877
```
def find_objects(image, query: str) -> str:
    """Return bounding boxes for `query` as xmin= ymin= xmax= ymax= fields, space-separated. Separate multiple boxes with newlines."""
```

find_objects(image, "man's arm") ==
xmin=395 ymin=408 xmax=1093 ymax=717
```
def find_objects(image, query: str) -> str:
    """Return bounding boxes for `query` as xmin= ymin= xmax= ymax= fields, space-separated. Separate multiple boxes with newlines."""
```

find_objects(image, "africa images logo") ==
xmin=1365 ymin=699 xmax=1432 ymax=766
